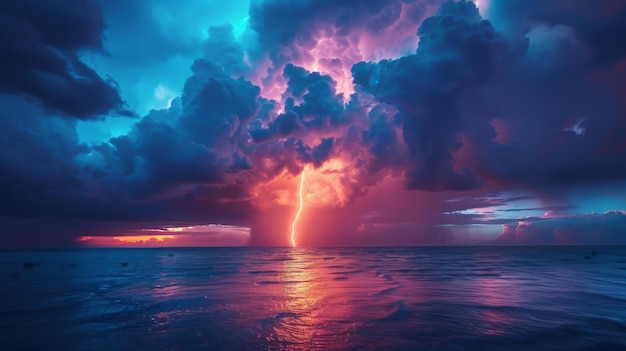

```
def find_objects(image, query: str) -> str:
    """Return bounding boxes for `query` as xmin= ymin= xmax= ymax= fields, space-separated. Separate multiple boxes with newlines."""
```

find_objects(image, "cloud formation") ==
xmin=354 ymin=0 xmax=502 ymax=190
xmin=0 ymin=0 xmax=128 ymax=118
xmin=496 ymin=211 xmax=626 ymax=245
xmin=1 ymin=0 xmax=626 ymax=246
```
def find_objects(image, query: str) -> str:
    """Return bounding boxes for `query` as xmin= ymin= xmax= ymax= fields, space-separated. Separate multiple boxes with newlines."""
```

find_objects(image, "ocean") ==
xmin=1 ymin=247 xmax=625 ymax=350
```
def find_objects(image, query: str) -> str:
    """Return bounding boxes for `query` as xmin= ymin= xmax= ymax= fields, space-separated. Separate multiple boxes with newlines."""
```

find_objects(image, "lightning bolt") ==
xmin=290 ymin=171 xmax=306 ymax=247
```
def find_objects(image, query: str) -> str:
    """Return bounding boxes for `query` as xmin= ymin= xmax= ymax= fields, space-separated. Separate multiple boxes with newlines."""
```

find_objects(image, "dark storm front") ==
xmin=1 ymin=247 xmax=625 ymax=350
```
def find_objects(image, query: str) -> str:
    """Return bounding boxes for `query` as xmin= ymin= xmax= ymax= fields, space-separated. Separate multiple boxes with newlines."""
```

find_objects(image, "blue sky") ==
xmin=77 ymin=0 xmax=251 ymax=144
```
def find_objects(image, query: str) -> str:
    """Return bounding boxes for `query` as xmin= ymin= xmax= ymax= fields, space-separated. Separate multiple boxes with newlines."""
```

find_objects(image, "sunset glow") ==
xmin=290 ymin=171 xmax=306 ymax=247
xmin=76 ymin=224 xmax=251 ymax=247
xmin=113 ymin=235 xmax=175 ymax=243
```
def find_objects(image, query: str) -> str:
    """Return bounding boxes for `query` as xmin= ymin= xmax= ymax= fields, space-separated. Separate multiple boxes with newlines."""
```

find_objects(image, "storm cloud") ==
xmin=1 ymin=0 xmax=626 ymax=246
xmin=0 ymin=0 xmax=127 ymax=118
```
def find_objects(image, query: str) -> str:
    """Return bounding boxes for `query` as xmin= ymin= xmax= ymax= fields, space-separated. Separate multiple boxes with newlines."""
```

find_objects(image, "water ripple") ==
xmin=1 ymin=247 xmax=625 ymax=350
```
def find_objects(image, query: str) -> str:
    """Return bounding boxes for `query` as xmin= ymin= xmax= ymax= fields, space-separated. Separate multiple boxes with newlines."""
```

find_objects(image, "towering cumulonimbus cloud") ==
xmin=2 ymin=0 xmax=626 ymax=246
xmin=466 ymin=2 xmax=626 ymax=188
xmin=353 ymin=0 xmax=626 ymax=192
xmin=354 ymin=0 xmax=504 ymax=191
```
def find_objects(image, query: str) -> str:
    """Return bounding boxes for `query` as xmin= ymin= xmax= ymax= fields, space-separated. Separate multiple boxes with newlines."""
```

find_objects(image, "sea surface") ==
xmin=1 ymin=247 xmax=625 ymax=350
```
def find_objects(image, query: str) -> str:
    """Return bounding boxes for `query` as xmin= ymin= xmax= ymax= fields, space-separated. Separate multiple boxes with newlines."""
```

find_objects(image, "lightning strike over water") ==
xmin=290 ymin=171 xmax=306 ymax=247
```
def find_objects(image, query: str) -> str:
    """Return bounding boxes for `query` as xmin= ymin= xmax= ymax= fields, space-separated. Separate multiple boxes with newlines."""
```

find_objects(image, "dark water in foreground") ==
xmin=1 ymin=247 xmax=625 ymax=350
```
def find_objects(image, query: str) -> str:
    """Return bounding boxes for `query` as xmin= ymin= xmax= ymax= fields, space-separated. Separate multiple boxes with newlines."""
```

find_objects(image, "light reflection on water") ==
xmin=1 ymin=247 xmax=626 ymax=350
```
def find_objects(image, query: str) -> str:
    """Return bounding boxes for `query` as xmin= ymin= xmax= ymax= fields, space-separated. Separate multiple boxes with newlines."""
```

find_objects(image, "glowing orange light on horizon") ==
xmin=114 ymin=235 xmax=175 ymax=243
xmin=290 ymin=171 xmax=306 ymax=247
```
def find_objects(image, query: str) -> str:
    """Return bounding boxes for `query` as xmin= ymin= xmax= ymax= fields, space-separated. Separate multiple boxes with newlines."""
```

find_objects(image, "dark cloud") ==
xmin=179 ymin=59 xmax=260 ymax=149
xmin=359 ymin=104 xmax=407 ymax=174
xmin=465 ymin=19 xmax=626 ymax=188
xmin=488 ymin=0 xmax=626 ymax=65
xmin=353 ymin=0 xmax=502 ymax=190
xmin=1 ymin=1 xmax=104 ymax=51
xmin=284 ymin=64 xmax=347 ymax=127
xmin=87 ymin=59 xmax=262 ymax=203
xmin=498 ymin=205 xmax=577 ymax=213
xmin=0 ymin=96 xmax=85 ymax=218
xmin=0 ymin=0 xmax=127 ymax=118
xmin=0 ymin=56 xmax=262 ymax=227
xmin=354 ymin=0 xmax=626 ymax=191
xmin=248 ymin=0 xmax=435 ymax=47
xmin=494 ymin=211 xmax=626 ymax=245
xmin=250 ymin=0 xmax=356 ymax=48
xmin=249 ymin=64 xmax=348 ymax=142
